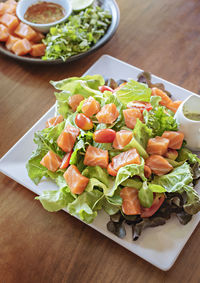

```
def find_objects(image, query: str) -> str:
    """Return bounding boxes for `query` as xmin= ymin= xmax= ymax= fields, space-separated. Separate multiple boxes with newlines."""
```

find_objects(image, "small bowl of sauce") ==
xmin=17 ymin=0 xmax=72 ymax=33
xmin=175 ymin=94 xmax=200 ymax=151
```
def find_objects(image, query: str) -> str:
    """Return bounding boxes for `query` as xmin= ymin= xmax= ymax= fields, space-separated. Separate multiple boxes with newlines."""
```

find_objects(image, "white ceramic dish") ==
xmin=16 ymin=0 xmax=72 ymax=33
xmin=175 ymin=95 xmax=200 ymax=151
xmin=0 ymin=55 xmax=199 ymax=271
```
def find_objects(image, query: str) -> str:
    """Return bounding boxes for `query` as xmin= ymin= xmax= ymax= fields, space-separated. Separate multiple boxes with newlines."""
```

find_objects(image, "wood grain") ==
xmin=0 ymin=0 xmax=200 ymax=282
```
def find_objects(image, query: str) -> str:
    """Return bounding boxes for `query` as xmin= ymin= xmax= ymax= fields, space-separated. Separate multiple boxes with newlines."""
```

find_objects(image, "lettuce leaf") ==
xmin=133 ymin=119 xmax=152 ymax=149
xmin=67 ymin=190 xmax=104 ymax=223
xmin=116 ymin=80 xmax=151 ymax=104
xmin=122 ymin=137 xmax=149 ymax=159
xmin=153 ymin=162 xmax=193 ymax=192
xmin=183 ymin=185 xmax=200 ymax=215
xmin=143 ymin=106 xmax=178 ymax=137
xmin=111 ymin=158 xmax=146 ymax=196
xmin=138 ymin=181 xmax=153 ymax=208
xmin=35 ymin=187 xmax=75 ymax=212
xmin=51 ymin=75 xmax=104 ymax=117
xmin=82 ymin=166 xmax=109 ymax=187
xmin=177 ymin=147 xmax=200 ymax=165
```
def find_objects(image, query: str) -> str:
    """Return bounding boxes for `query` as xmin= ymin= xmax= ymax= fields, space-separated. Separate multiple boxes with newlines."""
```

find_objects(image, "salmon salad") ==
xmin=26 ymin=72 xmax=200 ymax=240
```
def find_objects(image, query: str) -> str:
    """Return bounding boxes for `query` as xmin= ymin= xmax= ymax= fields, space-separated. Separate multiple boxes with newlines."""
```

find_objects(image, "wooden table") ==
xmin=0 ymin=0 xmax=200 ymax=282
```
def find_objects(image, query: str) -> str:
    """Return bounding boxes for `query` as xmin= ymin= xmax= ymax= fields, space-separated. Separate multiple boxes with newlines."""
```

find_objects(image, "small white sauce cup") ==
xmin=16 ymin=0 xmax=72 ymax=33
xmin=175 ymin=94 xmax=200 ymax=151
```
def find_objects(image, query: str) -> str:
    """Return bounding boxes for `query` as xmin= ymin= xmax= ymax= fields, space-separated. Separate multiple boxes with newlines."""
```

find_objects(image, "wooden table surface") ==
xmin=0 ymin=0 xmax=200 ymax=282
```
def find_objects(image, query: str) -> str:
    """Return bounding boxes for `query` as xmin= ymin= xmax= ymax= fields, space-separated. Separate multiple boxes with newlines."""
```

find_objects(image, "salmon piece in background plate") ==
xmin=112 ymin=130 xmax=133 ymax=149
xmin=45 ymin=115 xmax=64 ymax=128
xmin=112 ymin=148 xmax=141 ymax=171
xmin=40 ymin=151 xmax=62 ymax=172
xmin=12 ymin=38 xmax=32 ymax=56
xmin=151 ymin=87 xmax=172 ymax=107
xmin=145 ymin=154 xmax=173 ymax=176
xmin=123 ymin=108 xmax=143 ymax=129
xmin=84 ymin=145 xmax=109 ymax=169
xmin=0 ymin=13 xmax=19 ymax=31
xmin=162 ymin=131 xmax=184 ymax=149
xmin=14 ymin=22 xmax=37 ymax=41
xmin=0 ymin=24 xmax=9 ymax=41
xmin=147 ymin=136 xmax=169 ymax=156
xmin=81 ymin=96 xmax=100 ymax=117
xmin=5 ymin=34 xmax=19 ymax=50
xmin=30 ymin=43 xmax=46 ymax=57
xmin=96 ymin=103 xmax=119 ymax=124
xmin=68 ymin=94 xmax=84 ymax=112
xmin=64 ymin=165 xmax=89 ymax=194
xmin=120 ymin=187 xmax=141 ymax=215
xmin=57 ymin=124 xmax=80 ymax=152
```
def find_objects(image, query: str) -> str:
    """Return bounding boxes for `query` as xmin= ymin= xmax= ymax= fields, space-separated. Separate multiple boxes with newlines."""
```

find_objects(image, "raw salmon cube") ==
xmin=162 ymin=131 xmax=184 ymax=149
xmin=120 ymin=187 xmax=141 ymax=215
xmin=30 ymin=43 xmax=46 ymax=57
xmin=145 ymin=155 xmax=173 ymax=176
xmin=151 ymin=87 xmax=172 ymax=107
xmin=0 ymin=3 xmax=6 ymax=16
xmin=166 ymin=101 xmax=182 ymax=113
xmin=32 ymin=32 xmax=45 ymax=43
xmin=84 ymin=145 xmax=109 ymax=169
xmin=0 ymin=13 xmax=19 ymax=31
xmin=14 ymin=22 xmax=37 ymax=41
xmin=147 ymin=136 xmax=169 ymax=155
xmin=82 ymin=96 xmax=100 ymax=117
xmin=107 ymin=162 xmax=117 ymax=176
xmin=123 ymin=108 xmax=143 ymax=129
xmin=112 ymin=148 xmax=141 ymax=171
xmin=11 ymin=38 xmax=32 ymax=55
xmin=57 ymin=125 xmax=79 ymax=153
xmin=64 ymin=165 xmax=89 ymax=194
xmin=0 ymin=24 xmax=9 ymax=41
xmin=12 ymin=38 xmax=32 ymax=55
xmin=4 ymin=2 xmax=17 ymax=15
xmin=40 ymin=151 xmax=62 ymax=172
xmin=45 ymin=115 xmax=63 ymax=128
xmin=164 ymin=149 xmax=178 ymax=160
xmin=5 ymin=34 xmax=19 ymax=50
xmin=68 ymin=94 xmax=84 ymax=112
xmin=113 ymin=130 xmax=133 ymax=149
xmin=96 ymin=103 xmax=119 ymax=124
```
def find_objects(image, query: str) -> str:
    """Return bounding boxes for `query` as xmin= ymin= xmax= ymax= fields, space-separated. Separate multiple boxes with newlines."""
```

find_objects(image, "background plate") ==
xmin=0 ymin=55 xmax=199 ymax=271
xmin=0 ymin=0 xmax=120 ymax=64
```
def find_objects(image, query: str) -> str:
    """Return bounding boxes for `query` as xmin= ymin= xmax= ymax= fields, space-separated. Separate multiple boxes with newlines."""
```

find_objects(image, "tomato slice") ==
xmin=75 ymin=113 xmax=93 ymax=130
xmin=99 ymin=85 xmax=114 ymax=93
xmin=127 ymin=101 xmax=152 ymax=112
xmin=141 ymin=193 xmax=165 ymax=218
xmin=60 ymin=151 xmax=72 ymax=169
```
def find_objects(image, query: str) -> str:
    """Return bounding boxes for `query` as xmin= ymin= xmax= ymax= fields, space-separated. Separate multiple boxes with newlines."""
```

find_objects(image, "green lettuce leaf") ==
xmin=67 ymin=190 xmax=104 ymax=223
xmin=153 ymin=162 xmax=193 ymax=192
xmin=35 ymin=187 xmax=75 ymax=212
xmin=150 ymin=95 xmax=161 ymax=108
xmin=123 ymin=137 xmax=149 ymax=159
xmin=143 ymin=106 xmax=178 ymax=137
xmin=116 ymin=80 xmax=151 ymax=104
xmin=133 ymin=119 xmax=152 ymax=149
xmin=82 ymin=166 xmax=109 ymax=187
xmin=111 ymin=158 xmax=146 ymax=196
xmin=183 ymin=185 xmax=200 ymax=215
xmin=85 ymin=178 xmax=108 ymax=193
xmin=102 ymin=198 xmax=120 ymax=215
xmin=51 ymin=75 xmax=104 ymax=117
xmin=121 ymin=177 xmax=143 ymax=189
xmin=177 ymin=147 xmax=200 ymax=165
xmin=138 ymin=182 xmax=153 ymax=208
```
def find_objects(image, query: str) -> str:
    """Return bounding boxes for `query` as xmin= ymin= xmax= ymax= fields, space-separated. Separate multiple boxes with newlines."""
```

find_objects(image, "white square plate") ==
xmin=0 ymin=55 xmax=199 ymax=271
